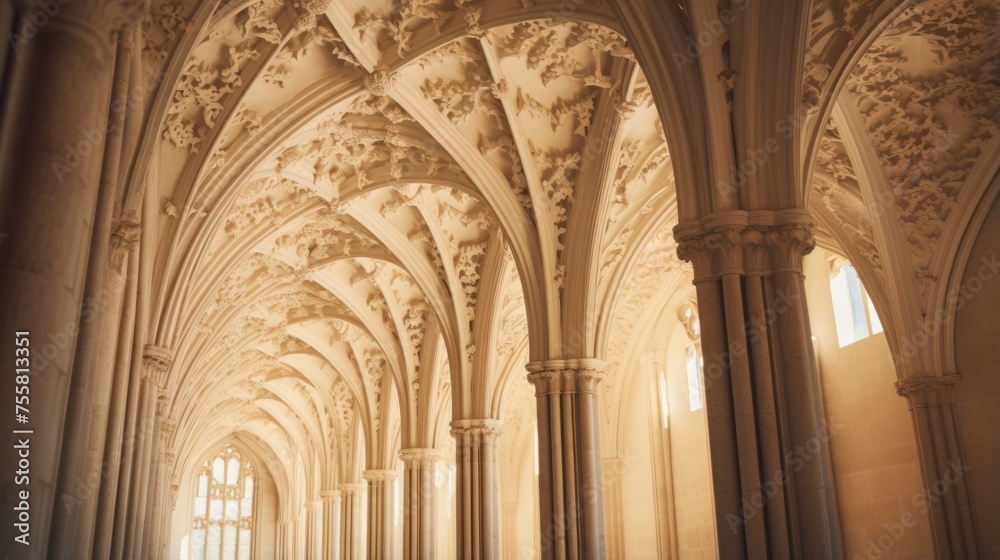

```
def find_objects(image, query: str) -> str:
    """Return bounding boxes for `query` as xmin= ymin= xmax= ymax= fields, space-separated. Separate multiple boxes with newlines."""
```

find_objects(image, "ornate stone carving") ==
xmin=362 ymin=469 xmax=398 ymax=483
xmin=895 ymin=374 xmax=963 ymax=408
xmin=143 ymin=345 xmax=174 ymax=387
xmin=525 ymin=359 xmax=604 ymax=396
xmin=674 ymin=211 xmax=816 ymax=280
xmin=846 ymin=0 xmax=1000 ymax=282
xmin=109 ymin=217 xmax=141 ymax=266
xmin=364 ymin=69 xmax=400 ymax=97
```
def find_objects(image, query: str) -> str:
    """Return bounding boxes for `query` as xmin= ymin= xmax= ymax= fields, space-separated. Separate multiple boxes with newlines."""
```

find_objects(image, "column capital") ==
xmin=142 ymin=345 xmax=174 ymax=387
xmin=895 ymin=374 xmax=963 ymax=408
xmin=337 ymin=483 xmax=366 ymax=495
xmin=108 ymin=216 xmax=141 ymax=268
xmin=526 ymin=359 xmax=605 ymax=396
xmin=305 ymin=501 xmax=322 ymax=512
xmin=399 ymin=447 xmax=442 ymax=467
xmin=362 ymin=469 xmax=398 ymax=483
xmin=319 ymin=490 xmax=341 ymax=502
xmin=449 ymin=418 xmax=503 ymax=438
xmin=674 ymin=209 xmax=815 ymax=280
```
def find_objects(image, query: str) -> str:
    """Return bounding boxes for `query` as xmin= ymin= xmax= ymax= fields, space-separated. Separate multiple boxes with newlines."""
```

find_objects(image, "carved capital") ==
xmin=674 ymin=210 xmax=815 ymax=279
xmin=337 ymin=483 xmax=366 ymax=495
xmin=895 ymin=374 xmax=962 ymax=409
xmin=449 ymin=419 xmax=503 ymax=446
xmin=158 ymin=418 xmax=177 ymax=439
xmin=362 ymin=469 xmax=398 ymax=484
xmin=142 ymin=344 xmax=173 ymax=387
xmin=763 ymin=225 xmax=815 ymax=274
xmin=306 ymin=501 xmax=322 ymax=512
xmin=399 ymin=447 xmax=442 ymax=468
xmin=364 ymin=70 xmax=399 ymax=97
xmin=526 ymin=359 xmax=605 ymax=396
xmin=109 ymin=217 xmax=141 ymax=267
xmin=320 ymin=490 xmax=341 ymax=502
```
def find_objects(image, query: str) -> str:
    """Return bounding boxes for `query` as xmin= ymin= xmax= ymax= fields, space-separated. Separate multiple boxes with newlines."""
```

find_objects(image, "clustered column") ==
xmin=674 ymin=209 xmax=838 ymax=559
xmin=320 ymin=490 xmax=341 ymax=560
xmin=0 ymin=0 xmax=145 ymax=554
xmin=525 ymin=360 xmax=606 ymax=560
xmin=400 ymin=448 xmax=441 ymax=559
xmin=501 ymin=503 xmax=518 ymax=560
xmin=896 ymin=375 xmax=979 ymax=559
xmin=363 ymin=469 xmax=398 ymax=559
xmin=338 ymin=482 xmax=365 ymax=560
xmin=305 ymin=501 xmax=322 ymax=559
xmin=450 ymin=419 xmax=503 ymax=560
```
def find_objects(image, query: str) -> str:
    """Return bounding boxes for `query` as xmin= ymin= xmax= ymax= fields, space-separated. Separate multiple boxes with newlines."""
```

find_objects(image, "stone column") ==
xmin=501 ymin=503 xmax=517 ymax=560
xmin=602 ymin=457 xmax=626 ymax=559
xmin=674 ymin=209 xmax=839 ymax=559
xmin=0 ymin=0 xmax=145 ymax=553
xmin=450 ymin=419 xmax=503 ymax=560
xmin=400 ymin=448 xmax=440 ymax=559
xmin=92 ymin=228 xmax=140 ymax=560
xmin=525 ymin=361 xmax=606 ymax=560
xmin=125 ymin=378 xmax=161 ymax=558
xmin=896 ymin=375 xmax=979 ymax=559
xmin=148 ymin=437 xmax=176 ymax=560
xmin=277 ymin=519 xmax=289 ymax=560
xmin=363 ymin=469 xmax=398 ymax=559
xmin=306 ymin=501 xmax=322 ymax=559
xmin=114 ymin=345 xmax=171 ymax=559
xmin=321 ymin=490 xmax=342 ymax=560
xmin=339 ymin=483 xmax=366 ymax=560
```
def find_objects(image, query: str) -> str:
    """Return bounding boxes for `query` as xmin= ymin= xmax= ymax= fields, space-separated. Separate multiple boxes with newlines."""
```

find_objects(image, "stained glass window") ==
xmin=190 ymin=445 xmax=255 ymax=560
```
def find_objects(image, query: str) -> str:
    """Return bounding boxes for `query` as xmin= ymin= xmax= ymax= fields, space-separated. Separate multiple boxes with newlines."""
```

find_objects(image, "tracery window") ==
xmin=190 ymin=445 xmax=255 ymax=560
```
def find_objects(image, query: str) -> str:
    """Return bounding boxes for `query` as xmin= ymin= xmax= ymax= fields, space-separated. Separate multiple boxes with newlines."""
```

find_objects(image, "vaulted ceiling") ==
xmin=135 ymin=0 xmax=999 ymax=492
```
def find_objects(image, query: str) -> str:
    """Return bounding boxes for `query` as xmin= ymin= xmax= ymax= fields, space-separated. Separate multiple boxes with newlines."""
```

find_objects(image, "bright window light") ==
xmin=830 ymin=263 xmax=883 ymax=347
xmin=533 ymin=424 xmax=539 ymax=476
xmin=686 ymin=347 xmax=704 ymax=411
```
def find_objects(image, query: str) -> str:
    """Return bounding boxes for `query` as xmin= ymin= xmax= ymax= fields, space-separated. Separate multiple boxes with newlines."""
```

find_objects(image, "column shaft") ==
xmin=674 ymin=210 xmax=840 ymax=559
xmin=339 ymin=483 xmax=365 ymax=560
xmin=0 ymin=0 xmax=142 ymax=552
xmin=526 ymin=361 xmax=606 ymax=560
xmin=321 ymin=490 xmax=342 ymax=560
xmin=363 ymin=469 xmax=398 ymax=559
xmin=896 ymin=375 xmax=979 ymax=559
xmin=400 ymin=448 xmax=440 ymax=559
xmin=451 ymin=419 xmax=503 ymax=560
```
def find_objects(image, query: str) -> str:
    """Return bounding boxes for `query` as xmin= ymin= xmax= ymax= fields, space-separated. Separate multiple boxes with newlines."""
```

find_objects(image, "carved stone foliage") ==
xmin=263 ymin=19 xmax=361 ymax=89
xmin=270 ymin=95 xmax=464 ymax=197
xmin=161 ymin=0 xmax=285 ymax=152
xmin=846 ymin=0 xmax=1000 ymax=285
xmin=354 ymin=0 xmax=456 ymax=58
xmin=604 ymin=223 xmax=682 ymax=390
xmin=811 ymin=122 xmax=885 ymax=280
xmin=802 ymin=0 xmax=872 ymax=110
xmin=141 ymin=0 xmax=196 ymax=63
xmin=492 ymin=21 xmax=632 ymax=88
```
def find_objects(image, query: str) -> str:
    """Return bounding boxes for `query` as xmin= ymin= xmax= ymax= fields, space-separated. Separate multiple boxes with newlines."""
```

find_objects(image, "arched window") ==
xmin=190 ymin=445 xmax=255 ymax=560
